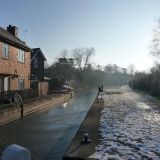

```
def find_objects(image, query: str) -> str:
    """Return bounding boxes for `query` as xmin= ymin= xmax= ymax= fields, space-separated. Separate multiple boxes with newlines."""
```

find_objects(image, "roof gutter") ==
xmin=0 ymin=36 xmax=32 ymax=52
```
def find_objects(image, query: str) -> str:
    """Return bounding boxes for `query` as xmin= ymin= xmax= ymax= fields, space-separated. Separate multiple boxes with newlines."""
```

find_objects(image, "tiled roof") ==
xmin=0 ymin=27 xmax=31 ymax=51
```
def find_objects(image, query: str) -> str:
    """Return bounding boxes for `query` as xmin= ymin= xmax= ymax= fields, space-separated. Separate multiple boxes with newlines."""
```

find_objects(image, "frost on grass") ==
xmin=93 ymin=92 xmax=160 ymax=160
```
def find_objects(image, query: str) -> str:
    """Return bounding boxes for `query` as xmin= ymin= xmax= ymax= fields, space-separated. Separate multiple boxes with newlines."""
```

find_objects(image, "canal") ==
xmin=0 ymin=89 xmax=97 ymax=160
xmin=94 ymin=87 xmax=160 ymax=159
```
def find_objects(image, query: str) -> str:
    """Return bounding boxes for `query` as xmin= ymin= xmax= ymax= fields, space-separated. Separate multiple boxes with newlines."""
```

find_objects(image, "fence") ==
xmin=0 ymin=89 xmax=38 ymax=103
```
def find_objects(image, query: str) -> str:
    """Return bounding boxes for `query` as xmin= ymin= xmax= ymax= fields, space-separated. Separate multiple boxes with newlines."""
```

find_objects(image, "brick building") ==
xmin=0 ymin=25 xmax=32 ymax=92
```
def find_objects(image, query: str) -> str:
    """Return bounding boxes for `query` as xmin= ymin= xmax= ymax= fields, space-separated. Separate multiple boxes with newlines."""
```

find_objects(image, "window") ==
xmin=34 ymin=74 xmax=38 ymax=80
xmin=18 ymin=79 xmax=24 ymax=90
xmin=2 ymin=43 xmax=9 ymax=58
xmin=18 ymin=49 xmax=25 ymax=63
xmin=31 ymin=74 xmax=38 ymax=80
xmin=34 ymin=58 xmax=38 ymax=68
xmin=4 ymin=77 xmax=10 ymax=91
xmin=0 ymin=77 xmax=2 ymax=92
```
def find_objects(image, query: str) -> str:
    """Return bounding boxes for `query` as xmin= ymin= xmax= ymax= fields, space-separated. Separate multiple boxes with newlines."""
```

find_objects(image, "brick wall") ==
xmin=0 ymin=92 xmax=72 ymax=126
xmin=0 ymin=42 xmax=31 ymax=90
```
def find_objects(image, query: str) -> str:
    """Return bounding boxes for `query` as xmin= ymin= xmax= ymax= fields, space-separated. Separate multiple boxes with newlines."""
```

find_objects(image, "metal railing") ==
xmin=0 ymin=89 xmax=38 ymax=103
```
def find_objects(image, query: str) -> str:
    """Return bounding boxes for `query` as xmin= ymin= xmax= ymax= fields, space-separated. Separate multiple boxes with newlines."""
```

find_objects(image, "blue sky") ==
xmin=1 ymin=0 xmax=160 ymax=71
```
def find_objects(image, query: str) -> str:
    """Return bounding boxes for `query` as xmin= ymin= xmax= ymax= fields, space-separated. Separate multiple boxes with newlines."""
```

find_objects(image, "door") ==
xmin=4 ymin=77 xmax=10 ymax=91
xmin=0 ymin=77 xmax=3 ymax=92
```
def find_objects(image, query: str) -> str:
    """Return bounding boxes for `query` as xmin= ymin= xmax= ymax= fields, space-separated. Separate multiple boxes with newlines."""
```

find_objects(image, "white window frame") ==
xmin=18 ymin=79 xmax=24 ymax=90
xmin=2 ymin=43 xmax=9 ymax=58
xmin=17 ymin=49 xmax=25 ymax=63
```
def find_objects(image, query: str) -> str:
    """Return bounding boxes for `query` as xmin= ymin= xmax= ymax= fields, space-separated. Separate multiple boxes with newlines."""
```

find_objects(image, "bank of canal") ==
xmin=93 ymin=87 xmax=160 ymax=159
xmin=64 ymin=86 xmax=160 ymax=159
xmin=0 ymin=89 xmax=97 ymax=160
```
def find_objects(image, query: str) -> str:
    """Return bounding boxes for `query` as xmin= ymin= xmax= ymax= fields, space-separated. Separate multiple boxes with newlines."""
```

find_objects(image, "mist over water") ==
xmin=0 ymin=89 xmax=97 ymax=160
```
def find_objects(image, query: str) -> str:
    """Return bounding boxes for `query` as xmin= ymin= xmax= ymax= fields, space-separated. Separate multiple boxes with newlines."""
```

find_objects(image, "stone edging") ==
xmin=0 ymin=92 xmax=72 ymax=126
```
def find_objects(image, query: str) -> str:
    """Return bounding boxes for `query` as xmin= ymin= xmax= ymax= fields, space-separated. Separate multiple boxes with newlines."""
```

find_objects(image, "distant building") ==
xmin=31 ymin=48 xmax=46 ymax=83
xmin=104 ymin=64 xmax=127 ymax=74
xmin=0 ymin=25 xmax=32 ymax=92
xmin=31 ymin=48 xmax=48 ymax=96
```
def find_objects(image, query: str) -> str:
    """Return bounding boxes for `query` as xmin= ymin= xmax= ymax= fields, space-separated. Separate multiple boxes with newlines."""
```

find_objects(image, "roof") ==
xmin=31 ymin=48 xmax=47 ymax=61
xmin=0 ymin=27 xmax=31 ymax=52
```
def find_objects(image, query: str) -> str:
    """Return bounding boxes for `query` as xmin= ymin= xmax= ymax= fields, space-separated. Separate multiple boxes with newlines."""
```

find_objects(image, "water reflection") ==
xmin=62 ymin=102 xmax=68 ymax=108
xmin=0 ymin=89 xmax=97 ymax=160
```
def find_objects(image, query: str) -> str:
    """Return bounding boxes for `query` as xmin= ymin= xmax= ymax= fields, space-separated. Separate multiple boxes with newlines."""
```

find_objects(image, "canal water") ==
xmin=0 ymin=89 xmax=97 ymax=160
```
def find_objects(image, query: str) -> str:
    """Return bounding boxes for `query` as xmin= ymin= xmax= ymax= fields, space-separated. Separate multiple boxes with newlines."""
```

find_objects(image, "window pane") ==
xmin=18 ymin=79 xmax=24 ymax=90
xmin=17 ymin=49 xmax=25 ymax=63
xmin=34 ymin=58 xmax=38 ymax=68
xmin=2 ymin=43 xmax=9 ymax=58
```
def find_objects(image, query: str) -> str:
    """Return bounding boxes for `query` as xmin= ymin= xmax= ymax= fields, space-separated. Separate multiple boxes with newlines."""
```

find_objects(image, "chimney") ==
xmin=7 ymin=25 xmax=18 ymax=37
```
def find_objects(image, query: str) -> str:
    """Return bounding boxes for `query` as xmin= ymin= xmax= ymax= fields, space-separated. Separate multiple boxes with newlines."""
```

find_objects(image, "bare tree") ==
xmin=72 ymin=47 xmax=95 ymax=73
xmin=151 ymin=19 xmax=160 ymax=58
xmin=128 ymin=64 xmax=135 ymax=75
xmin=97 ymin=65 xmax=102 ymax=71
xmin=104 ymin=64 xmax=113 ymax=73
xmin=44 ymin=61 xmax=49 ymax=69
xmin=60 ymin=49 xmax=68 ymax=58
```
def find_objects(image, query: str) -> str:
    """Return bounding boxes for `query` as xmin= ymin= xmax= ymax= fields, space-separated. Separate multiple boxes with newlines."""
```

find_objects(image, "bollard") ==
xmin=81 ymin=133 xmax=91 ymax=144
xmin=20 ymin=104 xmax=24 ymax=118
